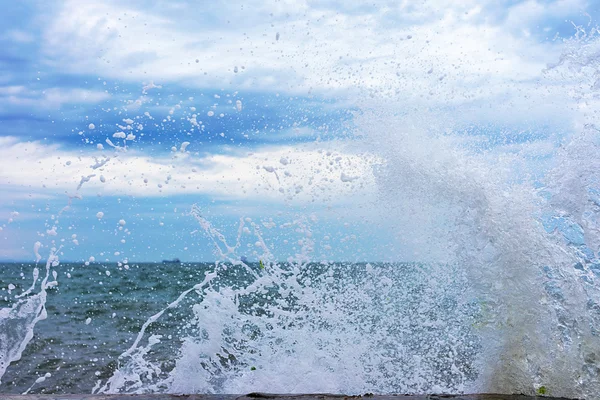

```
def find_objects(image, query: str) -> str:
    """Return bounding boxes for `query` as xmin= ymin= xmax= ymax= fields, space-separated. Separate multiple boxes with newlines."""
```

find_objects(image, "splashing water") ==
xmin=2 ymin=21 xmax=600 ymax=400
xmin=98 ymin=207 xmax=478 ymax=394
xmin=361 ymin=106 xmax=600 ymax=397
xmin=91 ymin=116 xmax=600 ymax=397
xmin=0 ymin=249 xmax=59 ymax=385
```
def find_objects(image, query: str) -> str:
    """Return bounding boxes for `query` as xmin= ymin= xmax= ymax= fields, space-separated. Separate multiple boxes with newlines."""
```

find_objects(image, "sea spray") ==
xmin=98 ymin=206 xmax=479 ymax=394
xmin=0 ymin=248 xmax=59 ymax=384
xmin=93 ymin=82 xmax=600 ymax=396
xmin=4 ymin=23 xmax=600 ymax=398
xmin=355 ymin=93 xmax=600 ymax=397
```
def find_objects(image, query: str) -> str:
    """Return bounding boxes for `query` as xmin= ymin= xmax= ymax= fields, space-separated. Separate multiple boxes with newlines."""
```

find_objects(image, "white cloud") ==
xmin=3 ymin=29 xmax=35 ymax=43
xmin=0 ymin=86 xmax=110 ymax=108
xmin=504 ymin=0 xmax=588 ymax=31
xmin=0 ymin=137 xmax=378 ymax=207
xmin=43 ymin=88 xmax=110 ymax=106
xmin=29 ymin=0 xmax=598 ymax=145
xmin=0 ymin=86 xmax=27 ymax=96
xmin=37 ymin=0 xmax=581 ymax=106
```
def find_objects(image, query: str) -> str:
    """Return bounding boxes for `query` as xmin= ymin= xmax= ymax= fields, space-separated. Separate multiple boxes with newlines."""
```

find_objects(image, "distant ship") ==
xmin=162 ymin=258 xmax=181 ymax=264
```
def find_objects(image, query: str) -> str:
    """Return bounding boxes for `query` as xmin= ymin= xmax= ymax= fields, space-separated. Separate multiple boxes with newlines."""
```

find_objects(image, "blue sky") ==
xmin=0 ymin=0 xmax=599 ymax=262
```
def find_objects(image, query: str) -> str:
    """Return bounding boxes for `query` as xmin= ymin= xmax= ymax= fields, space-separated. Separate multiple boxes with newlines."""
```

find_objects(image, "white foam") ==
xmin=0 ymin=249 xmax=60 ymax=385
xmin=33 ymin=242 xmax=42 ymax=262
xmin=340 ymin=172 xmax=357 ymax=182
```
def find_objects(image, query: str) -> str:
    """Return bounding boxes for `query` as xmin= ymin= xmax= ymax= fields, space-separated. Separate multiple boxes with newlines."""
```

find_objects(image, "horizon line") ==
xmin=0 ymin=260 xmax=400 ymax=264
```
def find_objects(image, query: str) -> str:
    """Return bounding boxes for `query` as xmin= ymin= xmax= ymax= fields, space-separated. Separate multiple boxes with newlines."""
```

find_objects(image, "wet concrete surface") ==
xmin=0 ymin=393 xmax=577 ymax=400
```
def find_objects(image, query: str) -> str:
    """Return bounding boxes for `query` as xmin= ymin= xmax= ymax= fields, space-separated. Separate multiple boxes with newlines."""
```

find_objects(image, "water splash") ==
xmin=96 ymin=30 xmax=600 ymax=395
xmin=0 ymin=248 xmax=59 ymax=385
xmin=4 ymin=23 xmax=600 ymax=400
xmin=96 ymin=205 xmax=478 ymax=395
xmin=351 ymin=95 xmax=600 ymax=397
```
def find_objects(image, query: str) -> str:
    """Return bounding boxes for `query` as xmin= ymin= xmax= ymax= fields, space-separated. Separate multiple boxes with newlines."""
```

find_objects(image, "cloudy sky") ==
xmin=0 ymin=0 xmax=598 ymax=262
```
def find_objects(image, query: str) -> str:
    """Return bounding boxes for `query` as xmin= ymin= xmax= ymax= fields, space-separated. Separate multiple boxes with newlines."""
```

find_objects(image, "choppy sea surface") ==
xmin=0 ymin=262 xmax=214 ymax=393
xmin=0 ymin=261 xmax=479 ymax=395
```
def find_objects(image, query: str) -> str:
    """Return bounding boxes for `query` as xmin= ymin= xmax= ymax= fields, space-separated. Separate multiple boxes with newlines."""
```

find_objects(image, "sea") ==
xmin=0 ymin=261 xmax=212 ymax=394
xmin=0 ymin=261 xmax=480 ymax=395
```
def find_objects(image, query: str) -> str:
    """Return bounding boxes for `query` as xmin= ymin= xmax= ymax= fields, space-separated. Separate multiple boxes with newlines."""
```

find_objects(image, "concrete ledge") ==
xmin=0 ymin=394 xmax=576 ymax=400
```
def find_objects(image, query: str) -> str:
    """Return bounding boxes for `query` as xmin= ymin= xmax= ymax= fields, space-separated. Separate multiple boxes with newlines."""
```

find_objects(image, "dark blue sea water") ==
xmin=0 ymin=261 xmax=478 ymax=395
xmin=0 ymin=262 xmax=215 ymax=393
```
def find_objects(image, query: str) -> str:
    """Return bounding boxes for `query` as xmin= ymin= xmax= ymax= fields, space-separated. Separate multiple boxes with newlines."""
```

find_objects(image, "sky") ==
xmin=1 ymin=0 xmax=599 ymax=263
